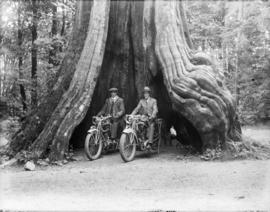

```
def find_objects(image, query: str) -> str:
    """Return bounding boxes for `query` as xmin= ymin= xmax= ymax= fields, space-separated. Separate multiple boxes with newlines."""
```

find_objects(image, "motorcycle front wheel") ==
xmin=119 ymin=133 xmax=136 ymax=162
xmin=84 ymin=131 xmax=103 ymax=160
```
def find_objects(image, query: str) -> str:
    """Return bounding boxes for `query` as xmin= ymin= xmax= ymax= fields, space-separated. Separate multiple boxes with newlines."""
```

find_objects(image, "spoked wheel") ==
xmin=84 ymin=131 xmax=103 ymax=160
xmin=119 ymin=133 xmax=136 ymax=162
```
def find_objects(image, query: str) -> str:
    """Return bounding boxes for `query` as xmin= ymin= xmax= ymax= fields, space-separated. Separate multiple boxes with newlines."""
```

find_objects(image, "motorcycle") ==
xmin=84 ymin=115 xmax=119 ymax=160
xmin=119 ymin=114 xmax=162 ymax=162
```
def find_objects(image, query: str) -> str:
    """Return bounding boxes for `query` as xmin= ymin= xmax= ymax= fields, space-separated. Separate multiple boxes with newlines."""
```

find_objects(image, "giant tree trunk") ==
xmin=31 ymin=0 xmax=110 ymax=160
xmin=154 ymin=0 xmax=239 ymax=149
xmin=11 ymin=0 xmax=241 ymax=161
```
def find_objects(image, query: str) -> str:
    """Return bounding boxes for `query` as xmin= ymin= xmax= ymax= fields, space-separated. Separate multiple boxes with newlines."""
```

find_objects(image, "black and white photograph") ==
xmin=0 ymin=0 xmax=270 ymax=210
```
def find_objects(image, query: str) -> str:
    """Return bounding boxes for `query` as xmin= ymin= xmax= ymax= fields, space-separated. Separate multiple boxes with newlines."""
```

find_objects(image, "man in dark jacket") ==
xmin=132 ymin=86 xmax=158 ymax=145
xmin=97 ymin=88 xmax=125 ymax=140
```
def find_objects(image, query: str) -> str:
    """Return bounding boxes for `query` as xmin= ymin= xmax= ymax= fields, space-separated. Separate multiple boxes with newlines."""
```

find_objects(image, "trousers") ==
xmin=111 ymin=120 xmax=121 ymax=139
xmin=147 ymin=120 xmax=155 ymax=143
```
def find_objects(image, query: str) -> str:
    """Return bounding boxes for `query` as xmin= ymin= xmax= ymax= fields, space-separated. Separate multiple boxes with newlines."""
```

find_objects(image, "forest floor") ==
xmin=0 ymin=124 xmax=270 ymax=210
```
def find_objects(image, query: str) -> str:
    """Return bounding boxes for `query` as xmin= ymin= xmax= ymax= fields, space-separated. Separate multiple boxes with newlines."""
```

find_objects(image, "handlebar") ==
xmin=125 ymin=114 xmax=149 ymax=123
xmin=92 ymin=115 xmax=112 ymax=124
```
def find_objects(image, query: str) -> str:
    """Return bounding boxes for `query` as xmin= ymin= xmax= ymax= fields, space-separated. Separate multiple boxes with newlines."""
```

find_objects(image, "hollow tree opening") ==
xmin=70 ymin=0 xmax=202 ymax=151
xmin=10 ymin=0 xmax=241 ymax=161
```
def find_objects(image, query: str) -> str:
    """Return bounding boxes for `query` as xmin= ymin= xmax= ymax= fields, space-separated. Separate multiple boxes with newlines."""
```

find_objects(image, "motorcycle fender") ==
xmin=122 ymin=128 xmax=137 ymax=143
xmin=87 ymin=126 xmax=97 ymax=133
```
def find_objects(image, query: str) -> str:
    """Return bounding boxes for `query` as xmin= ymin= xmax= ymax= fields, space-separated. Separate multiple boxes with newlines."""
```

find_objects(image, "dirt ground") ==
xmin=1 ymin=126 xmax=270 ymax=210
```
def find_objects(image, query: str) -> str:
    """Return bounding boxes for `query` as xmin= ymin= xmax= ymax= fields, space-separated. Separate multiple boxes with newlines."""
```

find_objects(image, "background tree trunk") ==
xmin=47 ymin=3 xmax=58 ymax=90
xmin=17 ymin=0 xmax=27 ymax=111
xmin=48 ymin=3 xmax=58 ymax=66
xmin=11 ymin=0 xmax=241 ymax=160
xmin=31 ymin=0 xmax=38 ymax=108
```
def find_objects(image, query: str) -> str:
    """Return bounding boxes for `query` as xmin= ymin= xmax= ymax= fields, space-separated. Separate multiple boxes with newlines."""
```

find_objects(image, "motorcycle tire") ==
xmin=119 ymin=133 xmax=136 ymax=162
xmin=84 ymin=131 xmax=103 ymax=160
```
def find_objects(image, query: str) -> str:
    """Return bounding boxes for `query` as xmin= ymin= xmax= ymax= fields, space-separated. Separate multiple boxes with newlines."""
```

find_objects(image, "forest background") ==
xmin=0 ymin=0 xmax=269 ymax=126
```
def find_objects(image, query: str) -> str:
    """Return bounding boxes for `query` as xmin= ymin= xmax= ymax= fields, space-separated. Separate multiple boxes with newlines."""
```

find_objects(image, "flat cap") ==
xmin=109 ymin=87 xmax=118 ymax=92
xmin=143 ymin=86 xmax=151 ymax=93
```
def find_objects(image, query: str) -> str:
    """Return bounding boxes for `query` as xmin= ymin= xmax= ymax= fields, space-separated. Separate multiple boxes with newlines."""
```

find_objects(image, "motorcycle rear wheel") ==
xmin=84 ymin=131 xmax=103 ymax=160
xmin=119 ymin=133 xmax=136 ymax=162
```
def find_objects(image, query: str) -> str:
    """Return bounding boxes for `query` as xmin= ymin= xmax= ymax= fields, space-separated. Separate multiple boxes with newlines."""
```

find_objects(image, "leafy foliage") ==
xmin=0 ymin=0 xmax=75 ymax=115
xmin=186 ymin=0 xmax=270 ymax=125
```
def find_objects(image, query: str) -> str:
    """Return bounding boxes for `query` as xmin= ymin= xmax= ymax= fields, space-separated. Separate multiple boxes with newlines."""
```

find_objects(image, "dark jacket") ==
xmin=98 ymin=96 xmax=125 ymax=119
xmin=132 ymin=97 xmax=158 ymax=118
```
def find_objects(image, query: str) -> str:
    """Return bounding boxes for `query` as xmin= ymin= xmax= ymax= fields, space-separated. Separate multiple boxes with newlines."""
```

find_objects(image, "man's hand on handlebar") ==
xmin=95 ymin=115 xmax=112 ymax=120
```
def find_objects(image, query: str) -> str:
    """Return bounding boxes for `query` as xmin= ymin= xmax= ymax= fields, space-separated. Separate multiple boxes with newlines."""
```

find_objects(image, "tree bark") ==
xmin=48 ymin=3 xmax=58 ymax=66
xmin=47 ymin=3 xmax=58 ymax=90
xmin=11 ymin=0 xmax=241 ymax=160
xmin=31 ymin=0 xmax=110 ymax=160
xmin=31 ymin=0 xmax=38 ymax=108
xmin=17 ymin=0 xmax=27 ymax=111
xmin=153 ymin=0 xmax=240 ymax=149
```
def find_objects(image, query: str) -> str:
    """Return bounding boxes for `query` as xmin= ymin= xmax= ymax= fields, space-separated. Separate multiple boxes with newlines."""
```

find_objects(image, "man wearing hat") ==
xmin=97 ymin=87 xmax=125 ymax=141
xmin=131 ymin=86 xmax=158 ymax=145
